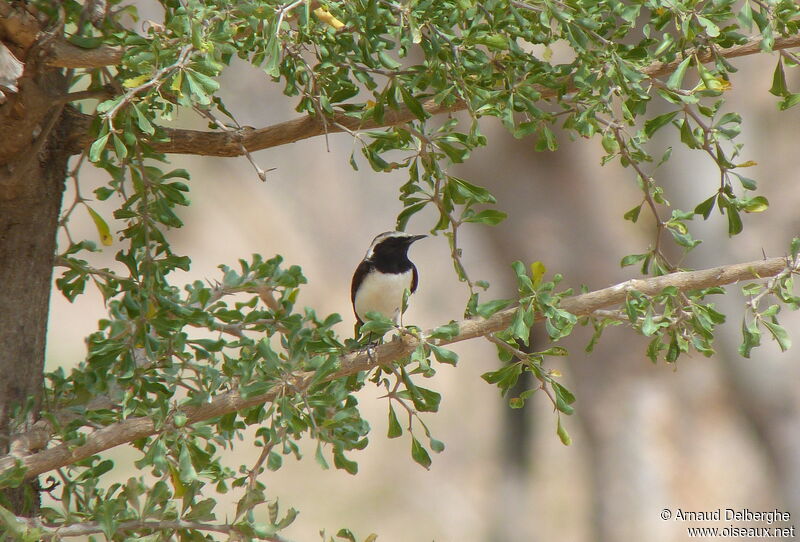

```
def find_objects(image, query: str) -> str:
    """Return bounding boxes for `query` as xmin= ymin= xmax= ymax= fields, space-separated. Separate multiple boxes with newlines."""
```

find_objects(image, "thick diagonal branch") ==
xmin=0 ymin=256 xmax=791 ymax=484
xmin=60 ymin=33 xmax=800 ymax=156
xmin=44 ymin=40 xmax=122 ymax=69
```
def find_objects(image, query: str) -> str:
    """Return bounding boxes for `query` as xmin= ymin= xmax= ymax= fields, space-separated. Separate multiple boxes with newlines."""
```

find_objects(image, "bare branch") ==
xmin=0 ymin=4 xmax=121 ymax=68
xmin=61 ymin=33 xmax=800 ymax=157
xmin=44 ymin=40 xmax=123 ymax=69
xmin=5 ymin=514 xmax=291 ymax=541
xmin=0 ymin=256 xmax=792 ymax=484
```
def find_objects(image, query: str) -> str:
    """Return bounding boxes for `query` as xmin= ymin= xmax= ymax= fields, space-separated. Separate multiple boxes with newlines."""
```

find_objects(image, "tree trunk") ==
xmin=0 ymin=38 xmax=71 ymax=514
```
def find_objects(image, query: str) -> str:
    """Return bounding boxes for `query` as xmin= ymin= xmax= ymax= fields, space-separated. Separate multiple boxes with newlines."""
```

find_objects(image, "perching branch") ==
xmin=0 ymin=256 xmax=792 ymax=484
xmin=1 ymin=513 xmax=290 ymax=542
xmin=59 ymin=33 xmax=800 ymax=156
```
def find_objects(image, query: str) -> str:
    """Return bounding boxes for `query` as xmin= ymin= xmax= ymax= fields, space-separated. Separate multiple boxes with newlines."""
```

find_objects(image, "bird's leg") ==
xmin=349 ymin=327 xmax=381 ymax=360
xmin=365 ymin=342 xmax=377 ymax=363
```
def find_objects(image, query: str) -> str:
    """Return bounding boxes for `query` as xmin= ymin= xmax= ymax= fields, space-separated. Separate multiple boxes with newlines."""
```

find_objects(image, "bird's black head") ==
xmin=366 ymin=231 xmax=426 ymax=271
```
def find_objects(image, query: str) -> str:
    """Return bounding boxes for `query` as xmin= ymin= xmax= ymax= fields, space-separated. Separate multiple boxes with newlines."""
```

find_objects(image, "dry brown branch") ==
xmin=9 ymin=517 xmax=290 ymax=541
xmin=0 ymin=256 xmax=791 ymax=484
xmin=44 ymin=40 xmax=123 ymax=69
xmin=57 ymin=33 xmax=800 ymax=157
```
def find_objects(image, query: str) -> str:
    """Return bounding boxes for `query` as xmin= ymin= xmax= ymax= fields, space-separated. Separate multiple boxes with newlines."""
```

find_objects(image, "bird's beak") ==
xmin=410 ymin=234 xmax=427 ymax=243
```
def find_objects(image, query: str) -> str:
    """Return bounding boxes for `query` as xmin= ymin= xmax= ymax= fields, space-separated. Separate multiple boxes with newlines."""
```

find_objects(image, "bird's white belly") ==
xmin=354 ymin=270 xmax=414 ymax=323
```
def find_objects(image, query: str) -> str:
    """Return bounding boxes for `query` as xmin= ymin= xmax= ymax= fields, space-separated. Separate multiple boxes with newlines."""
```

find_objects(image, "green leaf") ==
xmin=530 ymin=261 xmax=546 ymax=287
xmin=510 ymin=307 xmax=530 ymax=343
xmin=535 ymin=124 xmax=558 ymax=151
xmin=791 ymin=237 xmax=800 ymax=260
xmin=742 ymin=196 xmax=769 ymax=213
xmin=178 ymin=444 xmax=198 ymax=483
xmin=779 ymin=93 xmax=800 ymax=110
xmin=481 ymin=362 xmax=523 ymax=394
xmin=387 ymin=405 xmax=403 ymax=438
xmin=68 ymin=34 xmax=105 ymax=48
xmin=264 ymin=34 xmax=281 ymax=78
xmin=620 ymin=253 xmax=647 ymax=267
xmin=538 ymin=346 xmax=568 ymax=357
xmin=429 ymin=321 xmax=460 ymax=339
xmin=89 ymin=132 xmax=110 ymax=162
xmin=411 ymin=437 xmax=432 ymax=469
xmin=763 ymin=321 xmax=791 ymax=351
xmin=556 ymin=417 xmax=572 ymax=446
xmin=463 ymin=209 xmax=508 ymax=226
xmin=667 ymin=56 xmax=692 ymax=89
xmin=188 ymin=69 xmax=220 ymax=94
xmin=358 ymin=312 xmax=395 ymax=336
xmin=377 ymin=50 xmax=401 ymax=69
xmin=86 ymin=206 xmax=113 ymax=246
xmin=448 ymin=177 xmax=496 ymax=204
xmin=641 ymin=309 xmax=659 ymax=336
xmin=475 ymin=299 xmax=512 ymax=318
xmin=0 ymin=503 xmax=36 ymax=538
xmin=770 ymin=58 xmax=788 ymax=97
xmin=111 ymin=133 xmax=127 ymax=160
xmin=623 ymin=204 xmax=642 ymax=223
xmin=694 ymin=194 xmax=716 ymax=219
xmin=695 ymin=16 xmax=720 ymax=37
xmin=644 ymin=111 xmax=677 ymax=138
xmin=184 ymin=71 xmax=211 ymax=105
xmin=396 ymin=201 xmax=427 ymax=231
xmin=315 ymin=443 xmax=330 ymax=470
xmin=601 ymin=132 xmax=619 ymax=154
xmin=399 ymin=86 xmax=428 ymax=120
xmin=333 ymin=448 xmax=358 ymax=475
xmin=0 ymin=459 xmax=27 ymax=489
xmin=551 ymin=382 xmax=575 ymax=415
xmin=734 ymin=173 xmax=757 ymax=190
xmin=511 ymin=261 xmax=534 ymax=293
xmin=133 ymin=104 xmax=155 ymax=135
xmin=726 ymin=206 xmax=743 ymax=236
xmin=739 ymin=317 xmax=761 ymax=358
xmin=429 ymin=344 xmax=458 ymax=365
xmin=738 ymin=0 xmax=753 ymax=30
xmin=679 ymin=118 xmax=701 ymax=149
xmin=476 ymin=33 xmax=508 ymax=50
xmin=267 ymin=451 xmax=282 ymax=471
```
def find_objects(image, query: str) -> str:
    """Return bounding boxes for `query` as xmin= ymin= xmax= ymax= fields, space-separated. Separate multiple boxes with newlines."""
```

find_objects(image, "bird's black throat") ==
xmin=369 ymin=238 xmax=416 ymax=274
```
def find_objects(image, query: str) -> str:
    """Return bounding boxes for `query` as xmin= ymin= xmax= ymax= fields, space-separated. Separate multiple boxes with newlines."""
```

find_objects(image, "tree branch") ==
xmin=61 ymin=33 xmax=800 ymax=157
xmin=0 ymin=256 xmax=792 ymax=484
xmin=44 ymin=40 xmax=123 ymax=69
xmin=0 ymin=4 xmax=121 ymax=68
xmin=4 ymin=513 xmax=290 ymax=541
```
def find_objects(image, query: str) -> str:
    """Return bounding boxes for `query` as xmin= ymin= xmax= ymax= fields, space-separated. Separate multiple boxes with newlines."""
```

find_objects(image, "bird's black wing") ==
xmin=410 ymin=264 xmax=419 ymax=294
xmin=351 ymin=259 xmax=372 ymax=324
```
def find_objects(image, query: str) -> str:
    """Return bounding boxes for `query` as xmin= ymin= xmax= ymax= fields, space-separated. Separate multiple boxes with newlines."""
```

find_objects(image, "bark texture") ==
xmin=0 ymin=5 xmax=71 ymax=514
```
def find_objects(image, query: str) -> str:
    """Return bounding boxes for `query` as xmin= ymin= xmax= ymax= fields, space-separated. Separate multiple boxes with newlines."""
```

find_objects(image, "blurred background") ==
xmin=45 ymin=5 xmax=800 ymax=540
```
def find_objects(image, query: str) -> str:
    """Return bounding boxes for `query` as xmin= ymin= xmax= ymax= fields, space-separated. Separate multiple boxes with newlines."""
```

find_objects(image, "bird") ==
xmin=351 ymin=231 xmax=426 ymax=332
